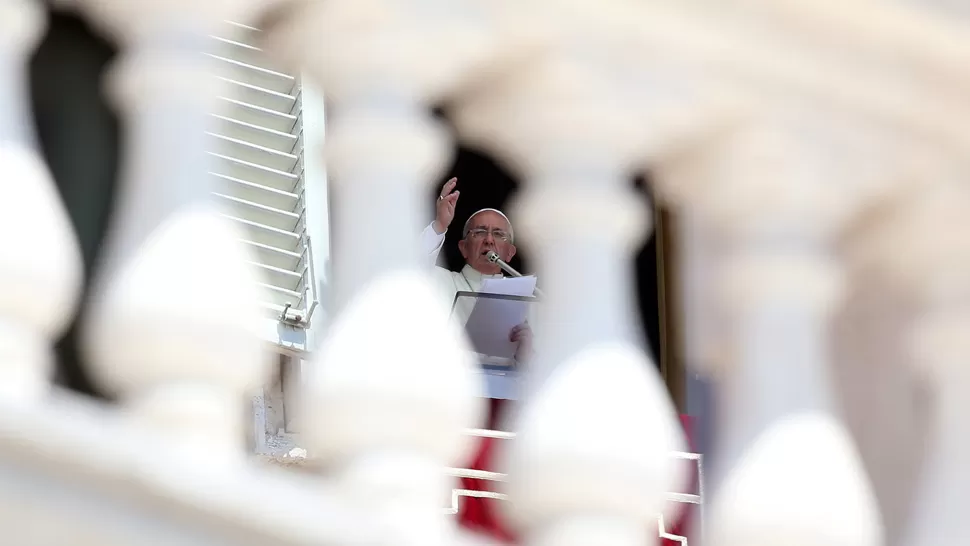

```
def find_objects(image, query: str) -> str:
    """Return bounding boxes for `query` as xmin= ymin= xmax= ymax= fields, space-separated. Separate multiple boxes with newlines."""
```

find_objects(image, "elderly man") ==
xmin=420 ymin=178 xmax=534 ymax=363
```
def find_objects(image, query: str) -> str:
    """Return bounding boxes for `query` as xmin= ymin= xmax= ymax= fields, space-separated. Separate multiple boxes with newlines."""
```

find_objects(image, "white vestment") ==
xmin=422 ymin=222 xmax=535 ymax=397
xmin=420 ymin=222 xmax=506 ymax=326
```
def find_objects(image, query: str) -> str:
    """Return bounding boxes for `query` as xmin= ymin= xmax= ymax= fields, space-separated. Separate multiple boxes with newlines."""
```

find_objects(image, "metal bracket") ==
xmin=278 ymin=303 xmax=306 ymax=327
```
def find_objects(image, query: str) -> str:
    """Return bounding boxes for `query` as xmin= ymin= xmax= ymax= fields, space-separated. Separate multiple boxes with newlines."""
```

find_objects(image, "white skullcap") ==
xmin=462 ymin=208 xmax=514 ymax=243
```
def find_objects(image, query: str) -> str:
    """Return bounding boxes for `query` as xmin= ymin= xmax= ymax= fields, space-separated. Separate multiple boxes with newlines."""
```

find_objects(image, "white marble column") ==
xmin=0 ymin=0 xmax=83 ymax=404
xmin=77 ymin=0 xmax=274 ymax=463
xmin=451 ymin=5 xmax=693 ymax=544
xmin=260 ymin=2 xmax=495 ymax=544
xmin=833 ymin=174 xmax=935 ymax=546
xmin=863 ymin=173 xmax=970 ymax=545
xmin=657 ymin=115 xmax=888 ymax=546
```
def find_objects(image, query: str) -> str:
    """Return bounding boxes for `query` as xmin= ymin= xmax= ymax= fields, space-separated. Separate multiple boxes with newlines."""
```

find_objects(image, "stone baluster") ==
xmin=0 ymin=0 xmax=84 ymax=404
xmin=861 ymin=172 xmax=970 ymax=544
xmin=264 ymin=0 xmax=501 ymax=308
xmin=76 ymin=0 xmax=274 ymax=462
xmin=450 ymin=5 xmax=693 ymax=545
xmin=260 ymin=1 xmax=493 ymax=543
xmin=656 ymin=114 xmax=888 ymax=546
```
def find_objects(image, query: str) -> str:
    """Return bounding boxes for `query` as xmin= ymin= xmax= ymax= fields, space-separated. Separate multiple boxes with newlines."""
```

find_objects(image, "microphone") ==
xmin=486 ymin=250 xmax=522 ymax=277
xmin=486 ymin=251 xmax=544 ymax=298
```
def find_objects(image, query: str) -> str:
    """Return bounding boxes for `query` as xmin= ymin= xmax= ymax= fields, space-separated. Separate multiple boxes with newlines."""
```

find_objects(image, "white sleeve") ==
xmin=421 ymin=221 xmax=447 ymax=264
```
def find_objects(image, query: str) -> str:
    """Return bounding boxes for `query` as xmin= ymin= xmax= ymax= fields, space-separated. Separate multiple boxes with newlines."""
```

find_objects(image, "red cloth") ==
xmin=457 ymin=401 xmax=697 ymax=545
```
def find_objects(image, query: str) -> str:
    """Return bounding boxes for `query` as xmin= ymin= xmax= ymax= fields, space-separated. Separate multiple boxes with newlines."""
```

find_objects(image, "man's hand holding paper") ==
xmin=462 ymin=275 xmax=537 ymax=361
xmin=510 ymin=322 xmax=533 ymax=361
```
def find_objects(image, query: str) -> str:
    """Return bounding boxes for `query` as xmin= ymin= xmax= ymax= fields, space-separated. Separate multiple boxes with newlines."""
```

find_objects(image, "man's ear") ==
xmin=458 ymin=239 xmax=469 ymax=260
xmin=506 ymin=244 xmax=517 ymax=261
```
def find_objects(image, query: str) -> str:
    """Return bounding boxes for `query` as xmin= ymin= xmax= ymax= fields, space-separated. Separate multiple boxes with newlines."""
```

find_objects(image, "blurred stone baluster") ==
xmin=657 ymin=115 xmax=889 ymax=546
xmin=264 ymin=0 xmax=502 ymax=308
xmin=76 ymin=0 xmax=274 ymax=462
xmin=0 ymin=0 xmax=83 ymax=403
xmin=261 ymin=1 xmax=494 ymax=543
xmin=864 ymin=172 xmax=970 ymax=545
xmin=451 ymin=4 xmax=696 ymax=545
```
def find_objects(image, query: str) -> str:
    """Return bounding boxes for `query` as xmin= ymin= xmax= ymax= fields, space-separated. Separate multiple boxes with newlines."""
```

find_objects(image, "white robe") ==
xmin=420 ymin=222 xmax=506 ymax=326
xmin=422 ymin=223 xmax=535 ymax=397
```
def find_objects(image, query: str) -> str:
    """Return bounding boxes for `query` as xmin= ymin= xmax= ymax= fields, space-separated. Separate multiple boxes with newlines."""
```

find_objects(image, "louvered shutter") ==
xmin=209 ymin=22 xmax=319 ymax=339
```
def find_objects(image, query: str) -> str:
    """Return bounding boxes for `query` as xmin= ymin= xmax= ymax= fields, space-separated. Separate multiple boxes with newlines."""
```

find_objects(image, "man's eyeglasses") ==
xmin=467 ymin=228 xmax=511 ymax=242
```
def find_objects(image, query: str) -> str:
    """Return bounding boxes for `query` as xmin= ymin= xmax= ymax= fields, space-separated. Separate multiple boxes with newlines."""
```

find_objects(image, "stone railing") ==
xmin=257 ymin=428 xmax=704 ymax=544
xmin=3 ymin=0 xmax=970 ymax=545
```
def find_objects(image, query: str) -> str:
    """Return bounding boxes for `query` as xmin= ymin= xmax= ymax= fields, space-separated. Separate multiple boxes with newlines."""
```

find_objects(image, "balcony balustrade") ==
xmin=2 ymin=0 xmax=969 ymax=545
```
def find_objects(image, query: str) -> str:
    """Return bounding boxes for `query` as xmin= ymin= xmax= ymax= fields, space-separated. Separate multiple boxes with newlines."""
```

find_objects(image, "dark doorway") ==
xmin=31 ymin=9 xmax=121 ymax=400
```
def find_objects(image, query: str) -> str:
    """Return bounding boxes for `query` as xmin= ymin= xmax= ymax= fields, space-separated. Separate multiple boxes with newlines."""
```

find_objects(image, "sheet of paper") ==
xmin=462 ymin=276 xmax=537 ymax=359
xmin=479 ymin=275 xmax=537 ymax=297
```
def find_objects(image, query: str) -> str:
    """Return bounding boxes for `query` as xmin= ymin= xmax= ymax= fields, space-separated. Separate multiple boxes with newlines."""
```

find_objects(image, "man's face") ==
xmin=458 ymin=210 xmax=517 ymax=274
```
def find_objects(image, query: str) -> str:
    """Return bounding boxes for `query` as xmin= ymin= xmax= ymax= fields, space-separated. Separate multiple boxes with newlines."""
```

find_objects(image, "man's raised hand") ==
xmin=433 ymin=177 xmax=459 ymax=234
